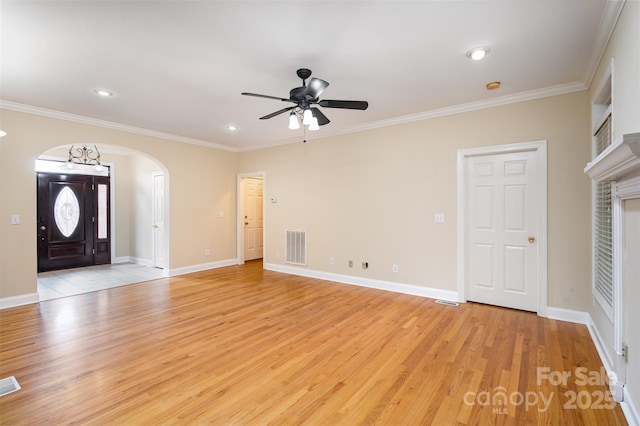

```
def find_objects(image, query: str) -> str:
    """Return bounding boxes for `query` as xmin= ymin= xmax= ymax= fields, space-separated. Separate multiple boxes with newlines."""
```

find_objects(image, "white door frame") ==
xmin=152 ymin=172 xmax=166 ymax=269
xmin=457 ymin=140 xmax=548 ymax=316
xmin=237 ymin=171 xmax=266 ymax=264
xmin=611 ymin=176 xmax=640 ymax=393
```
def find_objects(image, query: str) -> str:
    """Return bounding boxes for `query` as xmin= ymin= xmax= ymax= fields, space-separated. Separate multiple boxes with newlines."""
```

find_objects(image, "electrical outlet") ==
xmin=392 ymin=264 xmax=399 ymax=273
xmin=362 ymin=261 xmax=368 ymax=269
xmin=205 ymin=249 xmax=210 ymax=256
xmin=348 ymin=260 xmax=353 ymax=268
xmin=329 ymin=256 xmax=334 ymax=265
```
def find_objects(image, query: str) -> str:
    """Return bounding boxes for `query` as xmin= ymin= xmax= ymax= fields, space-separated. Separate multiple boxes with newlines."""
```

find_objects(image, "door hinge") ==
xmin=92 ymin=183 xmax=95 ymax=190
xmin=92 ymin=216 xmax=95 ymax=223
xmin=92 ymin=248 xmax=95 ymax=255
xmin=622 ymin=343 xmax=628 ymax=363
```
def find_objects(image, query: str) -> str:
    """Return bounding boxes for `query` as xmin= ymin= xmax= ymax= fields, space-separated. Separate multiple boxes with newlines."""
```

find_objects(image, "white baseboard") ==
xmin=545 ymin=306 xmax=639 ymax=425
xmin=0 ymin=293 xmax=40 ymax=310
xmin=264 ymin=263 xmax=459 ymax=302
xmin=622 ymin=389 xmax=640 ymax=426
xmin=129 ymin=257 xmax=154 ymax=267
xmin=114 ymin=256 xmax=154 ymax=267
xmin=168 ymin=258 xmax=238 ymax=277
xmin=546 ymin=306 xmax=592 ymax=324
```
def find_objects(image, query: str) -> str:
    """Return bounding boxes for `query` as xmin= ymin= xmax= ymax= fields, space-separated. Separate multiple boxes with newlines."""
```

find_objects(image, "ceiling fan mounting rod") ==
xmin=296 ymin=68 xmax=312 ymax=85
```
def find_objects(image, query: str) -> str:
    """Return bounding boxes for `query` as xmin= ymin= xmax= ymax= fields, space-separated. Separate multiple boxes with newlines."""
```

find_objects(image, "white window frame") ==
xmin=590 ymin=59 xmax=614 ymax=320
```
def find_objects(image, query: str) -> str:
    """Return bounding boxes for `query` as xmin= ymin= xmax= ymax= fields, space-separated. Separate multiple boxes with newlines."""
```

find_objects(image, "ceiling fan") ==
xmin=242 ymin=68 xmax=368 ymax=130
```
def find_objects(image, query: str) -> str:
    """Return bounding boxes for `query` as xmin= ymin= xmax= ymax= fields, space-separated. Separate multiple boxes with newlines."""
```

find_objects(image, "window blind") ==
xmin=593 ymin=114 xmax=613 ymax=308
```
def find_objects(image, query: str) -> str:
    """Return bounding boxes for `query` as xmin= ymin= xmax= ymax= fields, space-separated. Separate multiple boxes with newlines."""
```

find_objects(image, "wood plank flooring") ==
xmin=0 ymin=261 xmax=628 ymax=424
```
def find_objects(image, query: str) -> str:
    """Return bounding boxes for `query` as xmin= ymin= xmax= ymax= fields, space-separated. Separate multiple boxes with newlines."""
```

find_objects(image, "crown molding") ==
xmin=583 ymin=0 xmax=626 ymax=88
xmin=0 ymin=100 xmax=237 ymax=152
xmin=584 ymin=132 xmax=640 ymax=182
xmin=3 ymin=81 xmax=586 ymax=154
xmin=240 ymin=81 xmax=587 ymax=151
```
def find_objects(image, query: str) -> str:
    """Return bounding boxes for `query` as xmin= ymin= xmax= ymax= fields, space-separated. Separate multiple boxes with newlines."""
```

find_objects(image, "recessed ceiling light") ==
xmin=226 ymin=125 xmax=238 ymax=131
xmin=466 ymin=46 xmax=491 ymax=61
xmin=486 ymin=81 xmax=501 ymax=90
xmin=0 ymin=130 xmax=6 ymax=137
xmin=94 ymin=89 xmax=114 ymax=97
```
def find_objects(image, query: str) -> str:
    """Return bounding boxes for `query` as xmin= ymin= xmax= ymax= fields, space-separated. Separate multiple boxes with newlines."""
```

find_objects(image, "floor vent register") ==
xmin=0 ymin=376 xmax=21 ymax=397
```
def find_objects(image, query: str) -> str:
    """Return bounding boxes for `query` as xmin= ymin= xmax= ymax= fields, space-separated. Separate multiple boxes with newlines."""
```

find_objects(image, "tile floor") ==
xmin=37 ymin=263 xmax=166 ymax=301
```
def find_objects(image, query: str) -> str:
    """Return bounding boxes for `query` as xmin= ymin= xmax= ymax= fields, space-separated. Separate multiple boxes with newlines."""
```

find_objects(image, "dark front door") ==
xmin=37 ymin=172 xmax=111 ymax=272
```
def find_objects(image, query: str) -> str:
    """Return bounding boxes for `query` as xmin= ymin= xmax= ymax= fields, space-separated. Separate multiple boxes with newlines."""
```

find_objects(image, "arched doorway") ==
xmin=36 ymin=144 xmax=170 ymax=300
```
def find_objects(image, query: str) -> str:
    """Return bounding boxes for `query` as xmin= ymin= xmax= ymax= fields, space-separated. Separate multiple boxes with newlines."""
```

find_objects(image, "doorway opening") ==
xmin=36 ymin=146 xmax=170 ymax=300
xmin=237 ymin=172 xmax=265 ymax=264
xmin=457 ymin=140 xmax=548 ymax=315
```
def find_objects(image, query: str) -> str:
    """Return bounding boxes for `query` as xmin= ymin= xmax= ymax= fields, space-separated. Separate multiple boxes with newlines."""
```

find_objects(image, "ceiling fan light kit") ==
xmin=242 ymin=68 xmax=369 ymax=133
xmin=288 ymin=111 xmax=300 ymax=130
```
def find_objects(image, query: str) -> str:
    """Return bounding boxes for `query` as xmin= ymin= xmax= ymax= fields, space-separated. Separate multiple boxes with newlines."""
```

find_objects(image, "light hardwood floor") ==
xmin=0 ymin=261 xmax=628 ymax=424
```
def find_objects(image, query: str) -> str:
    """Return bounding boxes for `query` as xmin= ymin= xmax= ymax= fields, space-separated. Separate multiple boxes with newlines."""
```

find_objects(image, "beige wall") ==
xmin=0 ymin=109 xmax=238 ymax=299
xmin=239 ymin=91 xmax=592 ymax=311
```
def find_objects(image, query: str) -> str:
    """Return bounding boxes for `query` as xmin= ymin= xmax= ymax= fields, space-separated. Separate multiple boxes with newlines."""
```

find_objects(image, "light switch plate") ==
xmin=434 ymin=213 xmax=445 ymax=223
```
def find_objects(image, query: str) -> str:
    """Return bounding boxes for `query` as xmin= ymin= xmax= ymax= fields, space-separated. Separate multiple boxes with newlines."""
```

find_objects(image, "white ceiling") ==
xmin=1 ymin=0 xmax=615 ymax=151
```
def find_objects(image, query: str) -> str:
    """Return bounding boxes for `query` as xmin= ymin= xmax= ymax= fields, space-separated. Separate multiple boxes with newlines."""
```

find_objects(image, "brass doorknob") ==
xmin=244 ymin=222 xmax=249 ymax=225
xmin=528 ymin=236 xmax=536 ymax=243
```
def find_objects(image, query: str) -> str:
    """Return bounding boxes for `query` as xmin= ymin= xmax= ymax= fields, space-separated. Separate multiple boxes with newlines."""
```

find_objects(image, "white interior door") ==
xmin=243 ymin=177 xmax=263 ymax=261
xmin=465 ymin=150 xmax=539 ymax=311
xmin=152 ymin=173 xmax=165 ymax=269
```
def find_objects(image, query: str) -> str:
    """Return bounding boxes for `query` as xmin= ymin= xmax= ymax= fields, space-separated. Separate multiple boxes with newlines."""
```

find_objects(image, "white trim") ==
xmin=239 ymin=82 xmax=586 ymax=152
xmin=3 ymin=81 xmax=585 ymax=154
xmin=151 ymin=172 xmax=167 ymax=270
xmin=545 ymin=306 xmax=639 ymax=423
xmin=129 ymin=256 xmax=155 ymax=268
xmin=584 ymin=0 xmax=626 ymax=88
xmin=622 ymin=390 xmax=640 ymax=426
xmin=265 ymin=263 xmax=459 ymax=302
xmin=457 ymin=140 xmax=548 ymax=316
xmin=0 ymin=100 xmax=235 ymax=152
xmin=167 ymin=258 xmax=238 ymax=277
xmin=0 ymin=293 xmax=39 ymax=309
xmin=546 ymin=306 xmax=591 ymax=324
xmin=585 ymin=133 xmax=640 ymax=182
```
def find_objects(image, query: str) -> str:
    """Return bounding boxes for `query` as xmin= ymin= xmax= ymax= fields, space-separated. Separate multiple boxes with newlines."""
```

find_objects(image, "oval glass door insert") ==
xmin=54 ymin=186 xmax=80 ymax=237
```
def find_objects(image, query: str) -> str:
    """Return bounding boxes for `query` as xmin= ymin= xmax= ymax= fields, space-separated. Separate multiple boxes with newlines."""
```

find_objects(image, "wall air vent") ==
xmin=285 ymin=229 xmax=306 ymax=266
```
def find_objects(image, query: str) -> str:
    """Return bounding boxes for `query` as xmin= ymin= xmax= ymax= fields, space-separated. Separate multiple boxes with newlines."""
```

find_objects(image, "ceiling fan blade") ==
xmin=305 ymin=78 xmax=329 ymax=99
xmin=318 ymin=99 xmax=369 ymax=110
xmin=311 ymin=108 xmax=330 ymax=126
xmin=242 ymin=92 xmax=291 ymax=102
xmin=259 ymin=106 xmax=295 ymax=120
